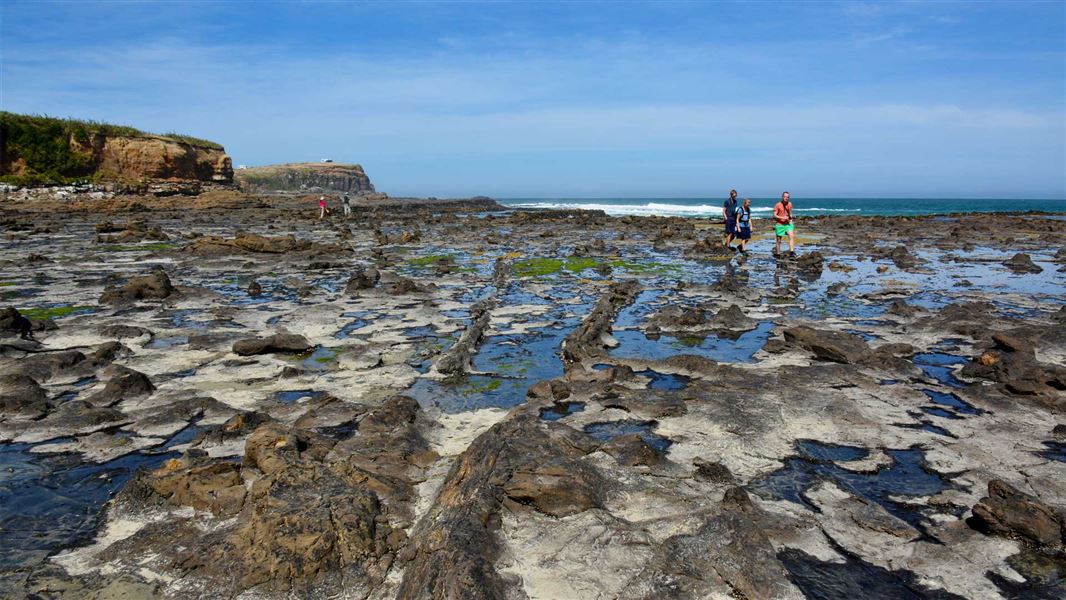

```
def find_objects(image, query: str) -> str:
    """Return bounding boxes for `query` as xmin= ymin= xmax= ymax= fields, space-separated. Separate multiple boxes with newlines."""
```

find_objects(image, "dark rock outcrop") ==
xmin=968 ymin=479 xmax=1065 ymax=549
xmin=99 ymin=268 xmax=174 ymax=305
xmin=232 ymin=333 xmax=313 ymax=356
xmin=1003 ymin=253 xmax=1043 ymax=274
xmin=344 ymin=267 xmax=380 ymax=295
xmin=783 ymin=326 xmax=872 ymax=364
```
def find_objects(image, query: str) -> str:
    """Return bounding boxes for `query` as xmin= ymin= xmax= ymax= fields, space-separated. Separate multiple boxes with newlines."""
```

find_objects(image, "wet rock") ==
xmin=397 ymin=415 xmax=602 ymax=599
xmin=962 ymin=332 xmax=1066 ymax=403
xmin=796 ymin=251 xmax=825 ymax=273
xmin=0 ymin=307 xmax=36 ymax=339
xmin=436 ymin=299 xmax=494 ymax=376
xmin=527 ymin=379 xmax=572 ymax=401
xmin=783 ymin=326 xmax=872 ymax=364
xmin=888 ymin=245 xmax=922 ymax=270
xmin=1003 ymin=253 xmax=1043 ymax=274
xmin=562 ymin=280 xmax=640 ymax=365
xmin=709 ymin=304 xmax=757 ymax=332
xmin=623 ymin=487 xmax=802 ymax=599
xmin=35 ymin=400 xmax=128 ymax=437
xmin=244 ymin=422 xmax=337 ymax=475
xmin=343 ymin=267 xmax=379 ymax=294
xmin=186 ymin=233 xmax=313 ymax=254
xmin=192 ymin=410 xmax=273 ymax=448
xmin=386 ymin=277 xmax=431 ymax=295
xmin=7 ymin=349 xmax=88 ymax=382
xmin=968 ymin=479 xmax=1065 ymax=549
xmin=91 ymin=341 xmax=132 ymax=365
xmin=887 ymin=299 xmax=921 ymax=317
xmin=1053 ymin=424 xmax=1066 ymax=439
xmin=99 ymin=268 xmax=174 ymax=305
xmin=503 ymin=462 xmax=607 ymax=515
xmin=600 ymin=433 xmax=665 ymax=467
xmin=98 ymin=324 xmax=152 ymax=339
xmin=232 ymin=333 xmax=313 ymax=356
xmin=133 ymin=450 xmax=247 ymax=516
xmin=827 ymin=282 xmax=847 ymax=296
xmin=692 ymin=458 xmax=736 ymax=483
xmin=86 ymin=365 xmax=155 ymax=407
xmin=0 ymin=373 xmax=51 ymax=418
xmin=246 ymin=280 xmax=262 ymax=296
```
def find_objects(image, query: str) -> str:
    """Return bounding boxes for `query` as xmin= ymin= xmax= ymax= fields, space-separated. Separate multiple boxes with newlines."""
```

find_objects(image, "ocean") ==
xmin=499 ymin=197 xmax=1066 ymax=218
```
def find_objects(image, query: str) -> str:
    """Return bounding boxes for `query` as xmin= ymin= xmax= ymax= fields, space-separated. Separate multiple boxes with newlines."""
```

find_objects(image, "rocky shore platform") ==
xmin=0 ymin=192 xmax=1063 ymax=599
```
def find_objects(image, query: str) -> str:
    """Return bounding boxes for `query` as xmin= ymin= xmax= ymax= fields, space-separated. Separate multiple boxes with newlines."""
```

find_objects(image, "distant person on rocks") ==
xmin=342 ymin=193 xmax=352 ymax=217
xmin=735 ymin=197 xmax=753 ymax=254
xmin=773 ymin=191 xmax=796 ymax=258
xmin=722 ymin=189 xmax=739 ymax=251
xmin=319 ymin=196 xmax=328 ymax=219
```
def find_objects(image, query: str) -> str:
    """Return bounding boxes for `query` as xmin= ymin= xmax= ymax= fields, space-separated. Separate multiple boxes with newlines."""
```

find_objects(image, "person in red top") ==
xmin=318 ymin=196 xmax=328 ymax=219
xmin=773 ymin=191 xmax=796 ymax=258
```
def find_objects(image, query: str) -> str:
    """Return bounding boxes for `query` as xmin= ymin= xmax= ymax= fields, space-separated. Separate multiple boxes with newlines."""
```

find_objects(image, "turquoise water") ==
xmin=500 ymin=197 xmax=1066 ymax=218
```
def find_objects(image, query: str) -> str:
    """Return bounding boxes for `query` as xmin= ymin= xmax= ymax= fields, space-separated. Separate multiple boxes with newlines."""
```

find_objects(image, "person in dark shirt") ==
xmin=722 ymin=189 xmax=739 ymax=251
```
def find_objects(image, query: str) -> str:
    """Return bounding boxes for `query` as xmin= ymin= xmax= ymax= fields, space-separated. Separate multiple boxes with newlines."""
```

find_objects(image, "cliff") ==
xmin=0 ymin=112 xmax=232 ymax=186
xmin=235 ymin=162 xmax=375 ymax=195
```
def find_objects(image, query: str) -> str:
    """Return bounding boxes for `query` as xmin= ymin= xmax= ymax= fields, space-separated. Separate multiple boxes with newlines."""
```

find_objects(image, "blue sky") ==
xmin=2 ymin=1 xmax=1064 ymax=198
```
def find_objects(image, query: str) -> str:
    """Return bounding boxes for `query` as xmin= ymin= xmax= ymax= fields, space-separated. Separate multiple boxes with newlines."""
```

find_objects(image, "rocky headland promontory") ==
xmin=235 ymin=162 xmax=376 ymax=195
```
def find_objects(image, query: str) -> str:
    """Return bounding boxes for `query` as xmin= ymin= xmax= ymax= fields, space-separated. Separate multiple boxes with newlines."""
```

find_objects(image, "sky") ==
xmin=2 ymin=1 xmax=1064 ymax=199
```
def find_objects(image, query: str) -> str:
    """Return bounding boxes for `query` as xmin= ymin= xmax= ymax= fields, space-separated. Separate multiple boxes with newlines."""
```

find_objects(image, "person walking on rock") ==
xmin=319 ymin=196 xmax=328 ymax=219
xmin=342 ymin=193 xmax=352 ymax=217
xmin=773 ymin=191 xmax=796 ymax=258
xmin=735 ymin=197 xmax=753 ymax=254
xmin=722 ymin=189 xmax=739 ymax=251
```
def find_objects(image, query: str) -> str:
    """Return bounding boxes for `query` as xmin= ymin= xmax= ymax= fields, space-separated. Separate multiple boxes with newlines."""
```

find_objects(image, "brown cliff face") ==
xmin=71 ymin=134 xmax=233 ymax=184
xmin=234 ymin=163 xmax=375 ymax=194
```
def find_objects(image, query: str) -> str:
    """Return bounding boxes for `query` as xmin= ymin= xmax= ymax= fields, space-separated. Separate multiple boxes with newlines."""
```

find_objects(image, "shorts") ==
xmin=775 ymin=222 xmax=794 ymax=237
xmin=725 ymin=221 xmax=736 ymax=235
xmin=737 ymin=227 xmax=751 ymax=240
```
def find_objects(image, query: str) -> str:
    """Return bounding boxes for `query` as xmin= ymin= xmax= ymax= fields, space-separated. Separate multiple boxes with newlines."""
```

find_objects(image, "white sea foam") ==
xmin=504 ymin=201 xmax=860 ymax=217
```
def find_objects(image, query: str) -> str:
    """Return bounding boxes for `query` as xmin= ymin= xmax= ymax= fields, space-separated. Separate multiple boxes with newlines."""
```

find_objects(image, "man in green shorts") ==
xmin=773 ymin=191 xmax=796 ymax=258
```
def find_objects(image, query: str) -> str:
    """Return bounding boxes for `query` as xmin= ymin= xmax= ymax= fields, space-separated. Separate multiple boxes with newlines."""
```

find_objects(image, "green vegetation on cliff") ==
xmin=0 ymin=111 xmax=223 ymax=186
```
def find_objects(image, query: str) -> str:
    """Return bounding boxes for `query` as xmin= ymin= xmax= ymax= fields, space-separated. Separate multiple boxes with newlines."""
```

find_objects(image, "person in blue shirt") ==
xmin=735 ymin=197 xmax=754 ymax=254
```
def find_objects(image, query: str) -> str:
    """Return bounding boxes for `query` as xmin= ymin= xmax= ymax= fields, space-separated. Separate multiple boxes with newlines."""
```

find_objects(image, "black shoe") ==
xmin=789 ymin=251 xmax=797 ymax=258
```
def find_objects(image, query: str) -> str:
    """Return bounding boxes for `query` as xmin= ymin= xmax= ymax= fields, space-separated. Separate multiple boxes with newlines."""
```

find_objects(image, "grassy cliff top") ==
xmin=0 ymin=112 xmax=224 ymax=185
xmin=237 ymin=162 xmax=366 ymax=172
xmin=0 ymin=112 xmax=224 ymax=151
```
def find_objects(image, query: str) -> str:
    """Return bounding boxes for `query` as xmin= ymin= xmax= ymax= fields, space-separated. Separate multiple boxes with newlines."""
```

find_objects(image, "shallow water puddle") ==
xmin=609 ymin=321 xmax=774 ymax=363
xmin=146 ymin=335 xmax=188 ymax=349
xmin=538 ymin=401 xmax=586 ymax=421
xmin=293 ymin=346 xmax=339 ymax=371
xmin=632 ymin=369 xmax=689 ymax=391
xmin=749 ymin=440 xmax=955 ymax=533
xmin=778 ymin=547 xmax=968 ymax=600
xmin=913 ymin=352 xmax=967 ymax=388
xmin=405 ymin=375 xmax=522 ymax=413
xmin=583 ymin=420 xmax=672 ymax=452
xmin=273 ymin=389 xmax=326 ymax=404
xmin=923 ymin=389 xmax=985 ymax=416
xmin=0 ymin=442 xmax=177 ymax=571
xmin=896 ymin=420 xmax=957 ymax=438
xmin=1038 ymin=442 xmax=1066 ymax=463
